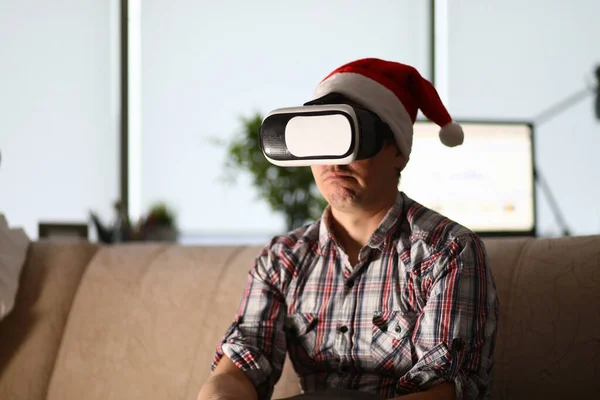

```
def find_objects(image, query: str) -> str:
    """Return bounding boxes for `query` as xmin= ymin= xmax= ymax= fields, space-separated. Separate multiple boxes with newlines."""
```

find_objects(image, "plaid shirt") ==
xmin=213 ymin=192 xmax=499 ymax=400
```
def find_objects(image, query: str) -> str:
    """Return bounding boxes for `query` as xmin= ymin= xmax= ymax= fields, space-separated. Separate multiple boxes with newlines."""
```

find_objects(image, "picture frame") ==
xmin=38 ymin=222 xmax=89 ymax=241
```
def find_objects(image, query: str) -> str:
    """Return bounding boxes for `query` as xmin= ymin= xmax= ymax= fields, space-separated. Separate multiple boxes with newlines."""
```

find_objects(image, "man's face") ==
xmin=311 ymin=141 xmax=406 ymax=211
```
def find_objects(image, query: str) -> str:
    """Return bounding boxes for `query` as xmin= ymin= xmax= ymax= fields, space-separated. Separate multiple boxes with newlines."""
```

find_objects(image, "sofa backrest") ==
xmin=43 ymin=244 xmax=301 ymax=400
xmin=484 ymin=236 xmax=600 ymax=399
xmin=42 ymin=235 xmax=600 ymax=400
xmin=0 ymin=241 xmax=98 ymax=400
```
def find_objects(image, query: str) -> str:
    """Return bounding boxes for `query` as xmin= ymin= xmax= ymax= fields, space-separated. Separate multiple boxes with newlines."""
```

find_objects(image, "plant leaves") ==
xmin=220 ymin=112 xmax=327 ymax=231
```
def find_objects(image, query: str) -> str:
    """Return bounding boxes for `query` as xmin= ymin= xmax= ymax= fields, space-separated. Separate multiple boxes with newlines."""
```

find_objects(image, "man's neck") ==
xmin=329 ymin=193 xmax=397 ymax=264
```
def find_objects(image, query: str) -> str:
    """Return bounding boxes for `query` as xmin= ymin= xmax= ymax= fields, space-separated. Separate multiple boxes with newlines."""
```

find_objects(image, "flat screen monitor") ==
xmin=400 ymin=121 xmax=536 ymax=236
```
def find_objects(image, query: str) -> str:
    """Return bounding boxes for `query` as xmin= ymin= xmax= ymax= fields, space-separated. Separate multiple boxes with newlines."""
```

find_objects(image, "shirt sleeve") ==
xmin=211 ymin=247 xmax=288 ymax=400
xmin=397 ymin=234 xmax=499 ymax=400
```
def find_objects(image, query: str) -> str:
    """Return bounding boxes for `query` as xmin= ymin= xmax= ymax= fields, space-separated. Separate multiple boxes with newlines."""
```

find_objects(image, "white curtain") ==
xmin=0 ymin=0 xmax=120 ymax=239
xmin=139 ymin=0 xmax=431 ymax=240
xmin=447 ymin=0 xmax=600 ymax=236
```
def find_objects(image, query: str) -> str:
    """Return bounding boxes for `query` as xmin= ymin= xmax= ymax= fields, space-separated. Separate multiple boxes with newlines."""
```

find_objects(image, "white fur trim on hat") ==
xmin=313 ymin=72 xmax=414 ymax=159
xmin=439 ymin=122 xmax=464 ymax=147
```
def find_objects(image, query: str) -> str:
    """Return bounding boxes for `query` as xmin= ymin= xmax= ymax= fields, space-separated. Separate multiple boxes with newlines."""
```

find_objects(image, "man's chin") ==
xmin=324 ymin=187 xmax=361 ymax=209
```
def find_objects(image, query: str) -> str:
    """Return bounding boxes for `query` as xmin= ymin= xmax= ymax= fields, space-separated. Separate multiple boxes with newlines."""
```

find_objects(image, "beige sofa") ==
xmin=1 ymin=236 xmax=599 ymax=400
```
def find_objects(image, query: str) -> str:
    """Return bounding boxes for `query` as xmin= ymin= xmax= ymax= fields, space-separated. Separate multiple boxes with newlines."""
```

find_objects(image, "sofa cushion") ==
xmin=0 ymin=241 xmax=98 ymax=400
xmin=46 ymin=244 xmax=300 ymax=400
xmin=484 ymin=236 xmax=600 ymax=399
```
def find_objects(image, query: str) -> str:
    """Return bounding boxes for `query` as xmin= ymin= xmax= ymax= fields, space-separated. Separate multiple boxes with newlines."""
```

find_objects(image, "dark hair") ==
xmin=378 ymin=121 xmax=403 ymax=178
xmin=380 ymin=124 xmax=397 ymax=148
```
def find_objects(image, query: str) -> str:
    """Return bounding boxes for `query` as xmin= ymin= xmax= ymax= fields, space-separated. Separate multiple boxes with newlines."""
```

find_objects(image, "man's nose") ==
xmin=329 ymin=164 xmax=350 ymax=172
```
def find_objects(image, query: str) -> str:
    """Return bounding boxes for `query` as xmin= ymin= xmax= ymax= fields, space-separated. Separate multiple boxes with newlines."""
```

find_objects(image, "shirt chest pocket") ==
xmin=285 ymin=312 xmax=321 ymax=359
xmin=370 ymin=310 xmax=419 ymax=375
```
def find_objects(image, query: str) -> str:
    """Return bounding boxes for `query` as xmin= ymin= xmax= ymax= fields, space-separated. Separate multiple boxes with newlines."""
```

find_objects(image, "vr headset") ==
xmin=259 ymin=93 xmax=393 ymax=167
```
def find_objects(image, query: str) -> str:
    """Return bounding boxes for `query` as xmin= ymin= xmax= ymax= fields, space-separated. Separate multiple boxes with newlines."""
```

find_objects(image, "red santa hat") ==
xmin=312 ymin=58 xmax=464 ymax=159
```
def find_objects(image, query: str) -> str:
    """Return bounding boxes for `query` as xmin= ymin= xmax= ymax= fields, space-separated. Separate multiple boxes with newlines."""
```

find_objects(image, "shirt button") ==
xmin=395 ymin=325 xmax=402 ymax=333
xmin=337 ymin=325 xmax=348 ymax=333
xmin=455 ymin=338 xmax=464 ymax=351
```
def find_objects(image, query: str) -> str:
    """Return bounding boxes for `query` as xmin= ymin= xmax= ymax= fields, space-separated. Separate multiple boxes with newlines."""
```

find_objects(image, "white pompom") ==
xmin=439 ymin=122 xmax=464 ymax=147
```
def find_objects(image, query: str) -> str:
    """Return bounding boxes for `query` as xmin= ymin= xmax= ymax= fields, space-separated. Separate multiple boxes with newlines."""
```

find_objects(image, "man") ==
xmin=198 ymin=58 xmax=499 ymax=400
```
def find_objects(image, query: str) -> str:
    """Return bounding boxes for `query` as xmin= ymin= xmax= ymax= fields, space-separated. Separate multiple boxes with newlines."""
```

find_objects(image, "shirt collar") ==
xmin=318 ymin=191 xmax=404 ymax=254
xmin=318 ymin=206 xmax=336 ymax=253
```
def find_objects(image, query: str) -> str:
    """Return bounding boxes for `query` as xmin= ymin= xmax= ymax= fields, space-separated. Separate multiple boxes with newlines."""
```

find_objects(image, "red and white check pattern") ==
xmin=212 ymin=192 xmax=499 ymax=400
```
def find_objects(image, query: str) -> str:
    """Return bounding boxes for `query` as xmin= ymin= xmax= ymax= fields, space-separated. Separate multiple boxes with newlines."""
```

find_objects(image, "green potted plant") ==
xmin=140 ymin=202 xmax=178 ymax=242
xmin=90 ymin=201 xmax=178 ymax=243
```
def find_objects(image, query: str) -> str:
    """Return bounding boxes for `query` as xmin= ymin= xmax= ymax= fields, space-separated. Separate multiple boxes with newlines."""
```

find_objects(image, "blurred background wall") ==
xmin=1 ymin=0 xmax=599 ymax=242
xmin=0 ymin=0 xmax=120 ymax=239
